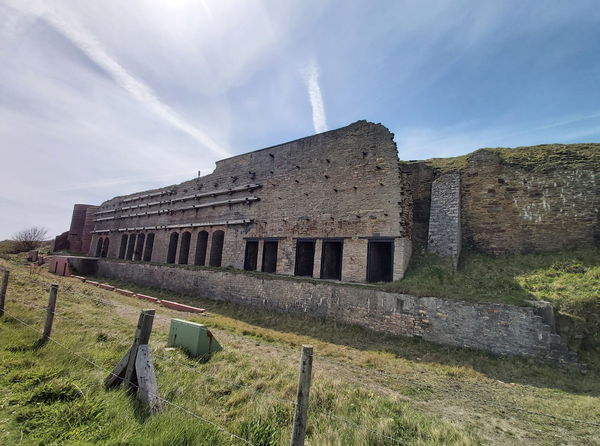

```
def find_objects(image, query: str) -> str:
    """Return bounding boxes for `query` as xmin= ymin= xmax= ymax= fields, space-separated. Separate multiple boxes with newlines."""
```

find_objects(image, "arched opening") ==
xmin=178 ymin=231 xmax=191 ymax=264
xmin=143 ymin=233 xmax=155 ymax=262
xmin=134 ymin=234 xmax=145 ymax=261
xmin=126 ymin=234 xmax=137 ymax=260
xmin=194 ymin=231 xmax=208 ymax=266
xmin=101 ymin=237 xmax=110 ymax=258
xmin=95 ymin=238 xmax=103 ymax=257
xmin=118 ymin=234 xmax=128 ymax=259
xmin=167 ymin=232 xmax=179 ymax=264
xmin=209 ymin=230 xmax=224 ymax=267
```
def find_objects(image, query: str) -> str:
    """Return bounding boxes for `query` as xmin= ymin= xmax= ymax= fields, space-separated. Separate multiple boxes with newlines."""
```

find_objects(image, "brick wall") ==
xmin=97 ymin=260 xmax=576 ymax=363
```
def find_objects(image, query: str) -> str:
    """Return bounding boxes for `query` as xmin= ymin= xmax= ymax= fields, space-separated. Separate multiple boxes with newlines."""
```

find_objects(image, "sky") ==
xmin=1 ymin=0 xmax=600 ymax=239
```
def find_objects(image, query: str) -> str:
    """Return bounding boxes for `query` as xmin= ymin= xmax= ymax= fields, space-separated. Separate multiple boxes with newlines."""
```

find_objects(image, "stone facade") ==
xmin=96 ymin=259 xmax=576 ymax=363
xmin=89 ymin=121 xmax=412 ymax=283
xmin=427 ymin=172 xmax=461 ymax=266
xmin=53 ymin=204 xmax=97 ymax=254
xmin=461 ymin=150 xmax=598 ymax=254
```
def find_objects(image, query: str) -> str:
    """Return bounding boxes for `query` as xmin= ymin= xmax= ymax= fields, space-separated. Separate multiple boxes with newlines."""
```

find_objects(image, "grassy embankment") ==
xmin=383 ymin=248 xmax=600 ymax=363
xmin=1 ymin=255 xmax=600 ymax=445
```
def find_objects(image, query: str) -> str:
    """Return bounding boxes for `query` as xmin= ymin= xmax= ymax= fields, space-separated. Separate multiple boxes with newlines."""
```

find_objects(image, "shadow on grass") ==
xmin=88 ymin=271 xmax=599 ymax=397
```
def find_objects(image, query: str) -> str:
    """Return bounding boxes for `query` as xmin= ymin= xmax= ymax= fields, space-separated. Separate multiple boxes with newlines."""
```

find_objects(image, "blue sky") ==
xmin=1 ymin=0 xmax=599 ymax=239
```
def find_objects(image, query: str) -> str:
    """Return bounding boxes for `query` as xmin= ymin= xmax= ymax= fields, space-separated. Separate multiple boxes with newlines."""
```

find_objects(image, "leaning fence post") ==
xmin=290 ymin=344 xmax=313 ymax=446
xmin=0 ymin=269 xmax=8 ymax=317
xmin=41 ymin=284 xmax=59 ymax=344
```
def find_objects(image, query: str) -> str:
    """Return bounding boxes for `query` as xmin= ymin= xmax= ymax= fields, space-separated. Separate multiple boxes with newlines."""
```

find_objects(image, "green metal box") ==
xmin=167 ymin=319 xmax=222 ymax=358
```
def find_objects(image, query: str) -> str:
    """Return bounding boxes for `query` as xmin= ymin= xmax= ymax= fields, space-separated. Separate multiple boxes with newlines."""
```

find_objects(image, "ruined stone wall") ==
xmin=90 ymin=121 xmax=412 ymax=282
xmin=399 ymin=162 xmax=435 ymax=246
xmin=96 ymin=260 xmax=576 ymax=363
xmin=462 ymin=150 xmax=598 ymax=253
xmin=427 ymin=172 xmax=461 ymax=265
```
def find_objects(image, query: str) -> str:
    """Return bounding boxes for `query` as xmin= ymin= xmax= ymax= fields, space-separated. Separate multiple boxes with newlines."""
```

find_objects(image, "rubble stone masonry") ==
xmin=96 ymin=260 xmax=576 ymax=363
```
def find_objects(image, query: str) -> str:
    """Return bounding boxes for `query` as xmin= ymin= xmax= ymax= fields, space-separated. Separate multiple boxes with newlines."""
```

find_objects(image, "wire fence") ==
xmin=1 ymin=270 xmax=599 ymax=446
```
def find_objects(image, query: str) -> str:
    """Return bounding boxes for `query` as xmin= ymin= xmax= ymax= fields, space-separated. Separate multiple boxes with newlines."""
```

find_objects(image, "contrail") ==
xmin=8 ymin=0 xmax=230 ymax=158
xmin=304 ymin=58 xmax=328 ymax=134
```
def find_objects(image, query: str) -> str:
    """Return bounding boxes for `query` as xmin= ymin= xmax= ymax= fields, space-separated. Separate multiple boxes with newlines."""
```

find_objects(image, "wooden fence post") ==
xmin=0 ymin=269 xmax=8 ymax=317
xmin=41 ymin=284 xmax=58 ymax=343
xmin=105 ymin=309 xmax=161 ymax=414
xmin=290 ymin=345 xmax=313 ymax=446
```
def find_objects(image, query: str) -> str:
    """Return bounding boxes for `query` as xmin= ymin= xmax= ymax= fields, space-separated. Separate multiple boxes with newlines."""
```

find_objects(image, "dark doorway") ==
xmin=295 ymin=240 xmax=315 ymax=277
xmin=95 ymin=238 xmax=103 ymax=257
xmin=134 ymin=234 xmax=145 ymax=261
xmin=143 ymin=233 xmax=154 ymax=261
xmin=262 ymin=241 xmax=278 ymax=273
xmin=367 ymin=240 xmax=394 ymax=283
xmin=244 ymin=241 xmax=259 ymax=271
xmin=167 ymin=232 xmax=179 ymax=263
xmin=118 ymin=234 xmax=128 ymax=259
xmin=320 ymin=241 xmax=343 ymax=280
xmin=179 ymin=231 xmax=191 ymax=264
xmin=194 ymin=231 xmax=208 ymax=266
xmin=209 ymin=230 xmax=224 ymax=267
xmin=101 ymin=237 xmax=110 ymax=258
xmin=126 ymin=234 xmax=136 ymax=260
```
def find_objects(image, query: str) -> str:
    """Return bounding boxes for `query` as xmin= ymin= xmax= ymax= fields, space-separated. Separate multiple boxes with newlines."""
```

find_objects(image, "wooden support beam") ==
xmin=135 ymin=344 xmax=162 ymax=414
xmin=105 ymin=309 xmax=161 ymax=414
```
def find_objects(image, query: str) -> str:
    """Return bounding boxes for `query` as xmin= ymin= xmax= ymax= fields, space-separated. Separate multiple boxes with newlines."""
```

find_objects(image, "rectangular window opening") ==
xmin=244 ymin=241 xmax=259 ymax=271
xmin=261 ymin=241 xmax=278 ymax=273
xmin=367 ymin=240 xmax=394 ymax=283
xmin=320 ymin=241 xmax=343 ymax=280
xmin=294 ymin=241 xmax=315 ymax=277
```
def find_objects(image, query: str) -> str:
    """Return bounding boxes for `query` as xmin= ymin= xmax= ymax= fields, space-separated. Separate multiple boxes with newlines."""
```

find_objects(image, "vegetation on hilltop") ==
xmin=410 ymin=143 xmax=600 ymax=173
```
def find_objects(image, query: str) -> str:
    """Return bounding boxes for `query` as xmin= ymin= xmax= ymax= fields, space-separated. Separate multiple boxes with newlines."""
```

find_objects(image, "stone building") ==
xmin=87 ymin=121 xmax=413 ymax=283
xmin=56 ymin=120 xmax=599 ymax=283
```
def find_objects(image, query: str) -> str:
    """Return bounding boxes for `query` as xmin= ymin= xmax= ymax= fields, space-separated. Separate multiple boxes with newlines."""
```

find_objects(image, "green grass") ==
xmin=0 ymin=260 xmax=482 ymax=445
xmin=2 ymin=257 xmax=599 ymax=445
xmin=384 ymin=248 xmax=600 ymax=363
xmin=412 ymin=143 xmax=600 ymax=173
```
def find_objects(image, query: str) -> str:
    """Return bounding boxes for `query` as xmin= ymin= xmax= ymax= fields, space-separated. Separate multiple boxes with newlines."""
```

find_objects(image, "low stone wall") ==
xmin=97 ymin=260 xmax=576 ymax=363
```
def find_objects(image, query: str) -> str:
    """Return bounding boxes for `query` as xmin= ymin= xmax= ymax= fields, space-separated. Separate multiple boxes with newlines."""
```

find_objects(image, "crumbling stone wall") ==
xmin=427 ymin=172 xmax=461 ymax=265
xmin=399 ymin=162 xmax=435 ymax=246
xmin=462 ymin=150 xmax=598 ymax=253
xmin=97 ymin=260 xmax=576 ymax=363
xmin=90 ymin=121 xmax=412 ymax=282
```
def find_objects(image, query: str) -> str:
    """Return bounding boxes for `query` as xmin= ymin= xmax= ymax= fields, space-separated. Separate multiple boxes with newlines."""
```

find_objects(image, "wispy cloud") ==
xmin=304 ymin=58 xmax=328 ymax=134
xmin=8 ymin=0 xmax=230 ymax=158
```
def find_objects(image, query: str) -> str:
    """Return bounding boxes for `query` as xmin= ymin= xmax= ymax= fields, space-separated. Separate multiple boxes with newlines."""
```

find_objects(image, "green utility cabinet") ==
xmin=167 ymin=319 xmax=222 ymax=358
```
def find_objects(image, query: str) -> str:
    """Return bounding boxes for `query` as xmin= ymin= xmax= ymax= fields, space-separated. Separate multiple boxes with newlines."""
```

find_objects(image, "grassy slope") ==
xmin=416 ymin=143 xmax=600 ymax=173
xmin=384 ymin=248 xmax=600 ymax=363
xmin=0 ymin=260 xmax=479 ymax=446
xmin=2 ymin=258 xmax=599 ymax=445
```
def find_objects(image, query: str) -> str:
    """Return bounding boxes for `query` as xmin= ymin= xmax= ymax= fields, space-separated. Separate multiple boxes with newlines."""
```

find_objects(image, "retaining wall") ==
xmin=96 ymin=260 xmax=576 ymax=363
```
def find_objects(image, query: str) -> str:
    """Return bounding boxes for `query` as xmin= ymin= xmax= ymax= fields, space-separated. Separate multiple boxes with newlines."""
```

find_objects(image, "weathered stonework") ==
xmin=88 ymin=121 xmax=412 ymax=283
xmin=462 ymin=150 xmax=598 ymax=253
xmin=96 ymin=260 xmax=576 ymax=363
xmin=427 ymin=172 xmax=461 ymax=266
